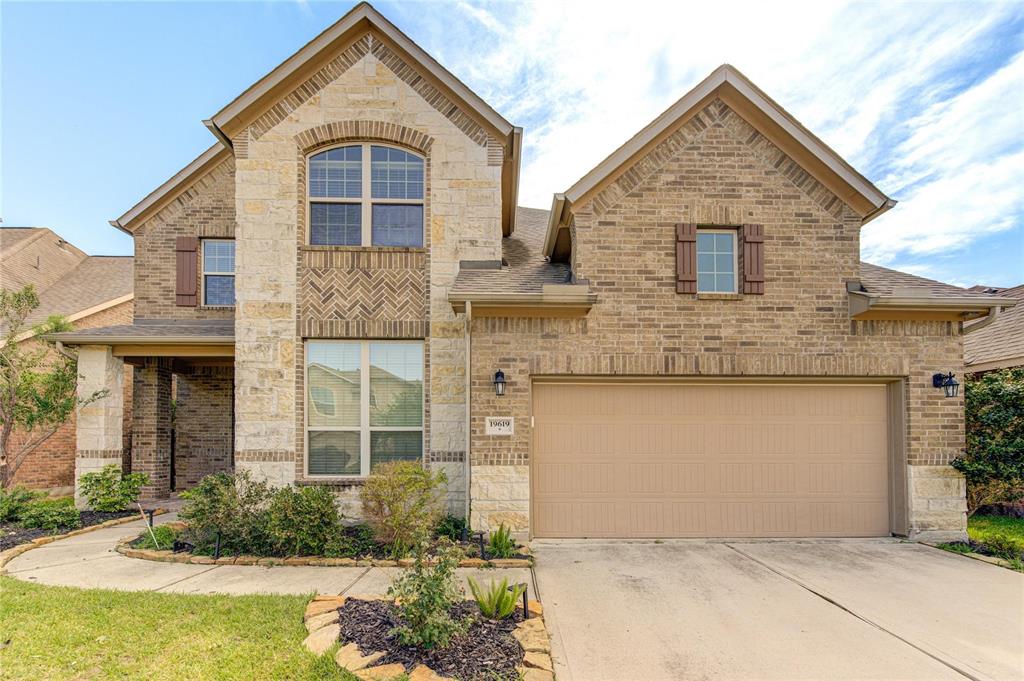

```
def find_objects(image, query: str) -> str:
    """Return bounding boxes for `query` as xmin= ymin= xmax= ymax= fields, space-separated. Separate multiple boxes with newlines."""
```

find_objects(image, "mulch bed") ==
xmin=0 ymin=510 xmax=134 ymax=552
xmin=337 ymin=598 xmax=525 ymax=681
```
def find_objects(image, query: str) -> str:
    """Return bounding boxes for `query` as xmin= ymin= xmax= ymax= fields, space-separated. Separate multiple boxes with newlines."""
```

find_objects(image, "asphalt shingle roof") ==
xmin=965 ymin=283 xmax=1024 ymax=369
xmin=857 ymin=262 xmax=992 ymax=298
xmin=23 ymin=256 xmax=134 ymax=328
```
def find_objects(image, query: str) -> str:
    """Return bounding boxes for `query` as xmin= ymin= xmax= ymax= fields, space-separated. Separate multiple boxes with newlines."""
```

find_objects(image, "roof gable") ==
xmin=544 ymin=65 xmax=895 ymax=260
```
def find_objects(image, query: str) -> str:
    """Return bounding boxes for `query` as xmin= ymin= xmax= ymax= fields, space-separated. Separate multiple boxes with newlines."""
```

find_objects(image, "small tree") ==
xmin=953 ymin=368 xmax=1024 ymax=515
xmin=0 ymin=286 xmax=106 ymax=487
xmin=360 ymin=461 xmax=446 ymax=557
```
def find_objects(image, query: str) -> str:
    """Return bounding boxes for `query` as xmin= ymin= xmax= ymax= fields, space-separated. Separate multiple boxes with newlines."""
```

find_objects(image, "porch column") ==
xmin=132 ymin=357 xmax=173 ymax=499
xmin=74 ymin=345 xmax=125 ymax=507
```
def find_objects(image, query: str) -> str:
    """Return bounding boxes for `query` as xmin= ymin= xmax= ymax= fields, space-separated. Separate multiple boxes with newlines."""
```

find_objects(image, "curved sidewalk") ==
xmin=4 ymin=514 xmax=532 ymax=596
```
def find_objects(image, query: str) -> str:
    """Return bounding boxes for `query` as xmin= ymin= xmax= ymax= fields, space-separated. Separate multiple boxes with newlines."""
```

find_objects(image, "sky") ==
xmin=2 ymin=0 xmax=1022 ymax=288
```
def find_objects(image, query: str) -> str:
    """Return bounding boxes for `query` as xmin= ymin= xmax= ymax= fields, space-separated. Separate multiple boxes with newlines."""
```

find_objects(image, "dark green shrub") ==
xmin=486 ymin=523 xmax=516 ymax=559
xmin=179 ymin=471 xmax=272 ymax=555
xmin=434 ymin=513 xmax=466 ymax=542
xmin=266 ymin=485 xmax=342 ymax=556
xmin=0 ymin=486 xmax=43 ymax=522
xmin=360 ymin=461 xmax=447 ymax=557
xmin=135 ymin=524 xmax=178 ymax=551
xmin=325 ymin=523 xmax=379 ymax=558
xmin=78 ymin=464 xmax=150 ymax=512
xmin=467 ymin=576 xmax=526 ymax=620
xmin=388 ymin=538 xmax=469 ymax=649
xmin=19 ymin=498 xmax=80 ymax=531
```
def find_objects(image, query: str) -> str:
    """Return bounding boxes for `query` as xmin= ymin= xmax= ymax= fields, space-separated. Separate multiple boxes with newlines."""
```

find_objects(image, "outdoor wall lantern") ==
xmin=493 ymin=370 xmax=507 ymax=396
xmin=932 ymin=372 xmax=960 ymax=398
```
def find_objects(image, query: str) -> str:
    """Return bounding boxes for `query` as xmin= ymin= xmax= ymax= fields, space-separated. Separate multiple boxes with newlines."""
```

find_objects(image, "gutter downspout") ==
xmin=464 ymin=301 xmax=472 ymax=523
xmin=963 ymin=304 xmax=1002 ymax=334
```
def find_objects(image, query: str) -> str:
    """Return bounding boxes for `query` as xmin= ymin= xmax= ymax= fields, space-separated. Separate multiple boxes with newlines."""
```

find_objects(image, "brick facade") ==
xmin=173 ymin=365 xmax=233 ymax=490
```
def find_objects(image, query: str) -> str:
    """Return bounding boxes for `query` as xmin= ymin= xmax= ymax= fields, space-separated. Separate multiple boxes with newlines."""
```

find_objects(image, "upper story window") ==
xmin=202 ymin=239 xmax=235 ymax=306
xmin=696 ymin=230 xmax=737 ymax=293
xmin=308 ymin=144 xmax=424 ymax=248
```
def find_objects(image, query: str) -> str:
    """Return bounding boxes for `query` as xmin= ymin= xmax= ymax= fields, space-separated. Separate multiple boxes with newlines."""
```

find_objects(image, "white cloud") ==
xmin=415 ymin=0 xmax=1023 ymax=274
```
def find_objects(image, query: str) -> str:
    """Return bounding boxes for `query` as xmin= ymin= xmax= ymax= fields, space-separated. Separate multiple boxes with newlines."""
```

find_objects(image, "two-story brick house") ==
xmin=55 ymin=2 xmax=1013 ymax=542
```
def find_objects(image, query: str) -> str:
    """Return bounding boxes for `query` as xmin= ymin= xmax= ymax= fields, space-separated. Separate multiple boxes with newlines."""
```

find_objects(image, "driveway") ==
xmin=532 ymin=539 xmax=1024 ymax=681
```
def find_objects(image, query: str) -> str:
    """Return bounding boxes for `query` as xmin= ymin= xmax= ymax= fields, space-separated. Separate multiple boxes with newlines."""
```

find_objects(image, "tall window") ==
xmin=305 ymin=340 xmax=424 ymax=476
xmin=308 ymin=144 xmax=424 ymax=247
xmin=202 ymin=239 xmax=235 ymax=306
xmin=696 ymin=230 xmax=737 ymax=293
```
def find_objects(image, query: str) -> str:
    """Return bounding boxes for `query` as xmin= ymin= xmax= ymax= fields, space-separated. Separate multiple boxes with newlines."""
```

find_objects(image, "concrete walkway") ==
xmin=533 ymin=539 xmax=1024 ymax=681
xmin=4 ymin=514 xmax=533 ymax=597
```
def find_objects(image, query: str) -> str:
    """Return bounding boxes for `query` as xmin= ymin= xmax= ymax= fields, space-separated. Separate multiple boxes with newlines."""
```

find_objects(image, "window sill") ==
xmin=198 ymin=305 xmax=235 ymax=311
xmin=696 ymin=292 xmax=743 ymax=301
xmin=300 ymin=245 xmax=426 ymax=253
xmin=296 ymin=477 xmax=366 ymax=488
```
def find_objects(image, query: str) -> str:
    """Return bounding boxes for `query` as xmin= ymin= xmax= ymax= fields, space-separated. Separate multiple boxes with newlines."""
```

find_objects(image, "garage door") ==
xmin=532 ymin=382 xmax=889 ymax=538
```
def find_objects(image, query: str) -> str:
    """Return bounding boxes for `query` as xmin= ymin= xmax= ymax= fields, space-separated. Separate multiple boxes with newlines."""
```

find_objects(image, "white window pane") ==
xmin=370 ymin=146 xmax=424 ymax=199
xmin=716 ymin=274 xmax=735 ymax=292
xmin=309 ymin=146 xmax=361 ymax=199
xmin=308 ymin=431 xmax=360 ymax=475
xmin=715 ymin=254 xmax=734 ymax=273
xmin=311 ymin=203 xmax=361 ymax=246
xmin=203 ymin=241 xmax=234 ymax=273
xmin=697 ymin=253 xmax=715 ymax=273
xmin=372 ymin=205 xmax=423 ymax=247
xmin=307 ymin=342 xmax=360 ymax=427
xmin=370 ymin=431 xmax=423 ymax=471
xmin=715 ymin=233 xmax=733 ymax=251
xmin=370 ymin=343 xmax=423 ymax=427
xmin=696 ymin=233 xmax=716 ymax=253
xmin=203 ymin=275 xmax=235 ymax=306
xmin=698 ymin=273 xmax=716 ymax=291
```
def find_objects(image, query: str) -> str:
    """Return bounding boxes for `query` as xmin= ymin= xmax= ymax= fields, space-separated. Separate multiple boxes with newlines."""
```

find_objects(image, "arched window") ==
xmin=308 ymin=144 xmax=424 ymax=247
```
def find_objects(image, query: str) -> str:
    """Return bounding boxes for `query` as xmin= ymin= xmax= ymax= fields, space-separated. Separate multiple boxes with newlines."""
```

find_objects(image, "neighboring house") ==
xmin=0 ymin=227 xmax=134 ymax=491
xmin=53 ymin=2 xmax=1015 ymax=541
xmin=964 ymin=283 xmax=1024 ymax=373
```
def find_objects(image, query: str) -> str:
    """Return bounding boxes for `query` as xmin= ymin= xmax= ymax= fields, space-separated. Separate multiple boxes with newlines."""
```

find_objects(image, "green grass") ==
xmin=0 ymin=577 xmax=360 ymax=680
xmin=968 ymin=514 xmax=1024 ymax=553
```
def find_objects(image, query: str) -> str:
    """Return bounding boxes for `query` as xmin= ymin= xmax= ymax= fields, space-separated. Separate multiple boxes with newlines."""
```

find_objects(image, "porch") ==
xmin=53 ymin=321 xmax=235 ymax=501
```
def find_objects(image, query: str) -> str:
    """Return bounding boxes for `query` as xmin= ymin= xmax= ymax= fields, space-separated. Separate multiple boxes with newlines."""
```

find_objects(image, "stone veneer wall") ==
xmin=74 ymin=346 xmax=125 ymax=507
xmin=233 ymin=34 xmax=504 ymax=515
xmin=468 ymin=99 xmax=966 ymax=538
xmin=173 ymin=365 xmax=234 ymax=490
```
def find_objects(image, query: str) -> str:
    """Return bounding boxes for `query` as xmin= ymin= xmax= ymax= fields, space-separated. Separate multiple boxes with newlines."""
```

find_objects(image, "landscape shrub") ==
xmin=18 ymin=498 xmax=79 ymax=531
xmin=78 ymin=465 xmax=150 ymax=512
xmin=982 ymin=533 xmax=1023 ymax=560
xmin=388 ymin=538 xmax=469 ymax=649
xmin=434 ymin=513 xmax=466 ymax=542
xmin=135 ymin=524 xmax=178 ymax=551
xmin=360 ymin=461 xmax=447 ymax=557
xmin=179 ymin=471 xmax=273 ymax=555
xmin=0 ymin=486 xmax=43 ymax=522
xmin=467 ymin=576 xmax=526 ymax=620
xmin=266 ymin=485 xmax=342 ymax=556
xmin=324 ymin=523 xmax=379 ymax=559
xmin=486 ymin=523 xmax=516 ymax=559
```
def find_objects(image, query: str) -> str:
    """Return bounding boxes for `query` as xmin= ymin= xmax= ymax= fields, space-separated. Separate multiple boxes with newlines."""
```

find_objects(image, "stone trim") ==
xmin=428 ymin=450 xmax=465 ymax=463
xmin=75 ymin=449 xmax=123 ymax=459
xmin=249 ymin=35 xmax=372 ymax=141
xmin=294 ymin=120 xmax=434 ymax=156
xmin=235 ymin=450 xmax=294 ymax=463
xmin=298 ymin=319 xmax=429 ymax=339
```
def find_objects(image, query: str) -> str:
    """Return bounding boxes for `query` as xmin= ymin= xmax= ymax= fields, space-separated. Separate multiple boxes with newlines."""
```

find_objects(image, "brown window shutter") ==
xmin=175 ymin=236 xmax=198 ymax=306
xmin=676 ymin=223 xmax=697 ymax=294
xmin=741 ymin=224 xmax=764 ymax=295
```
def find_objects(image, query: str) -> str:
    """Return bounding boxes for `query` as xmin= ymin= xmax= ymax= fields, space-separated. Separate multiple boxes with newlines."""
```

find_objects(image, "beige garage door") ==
xmin=532 ymin=382 xmax=890 ymax=538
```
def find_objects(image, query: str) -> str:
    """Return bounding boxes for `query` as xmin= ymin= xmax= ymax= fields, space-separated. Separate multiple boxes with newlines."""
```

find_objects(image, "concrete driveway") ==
xmin=532 ymin=539 xmax=1024 ymax=681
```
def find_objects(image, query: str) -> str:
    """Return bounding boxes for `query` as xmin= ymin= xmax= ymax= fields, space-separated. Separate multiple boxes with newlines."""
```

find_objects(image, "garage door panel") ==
xmin=533 ymin=382 xmax=890 ymax=538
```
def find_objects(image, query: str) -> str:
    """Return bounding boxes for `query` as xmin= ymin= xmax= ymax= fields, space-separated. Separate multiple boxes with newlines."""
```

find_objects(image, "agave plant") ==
xmin=467 ymin=576 xmax=527 ymax=620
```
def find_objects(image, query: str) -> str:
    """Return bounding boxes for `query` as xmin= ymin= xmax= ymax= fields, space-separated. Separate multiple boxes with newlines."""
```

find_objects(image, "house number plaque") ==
xmin=485 ymin=417 xmax=514 ymax=436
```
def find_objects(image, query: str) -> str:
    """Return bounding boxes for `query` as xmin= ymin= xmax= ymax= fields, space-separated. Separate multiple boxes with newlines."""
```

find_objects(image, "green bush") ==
xmin=135 ymin=524 xmax=179 ymax=551
xmin=180 ymin=472 xmax=272 ymax=555
xmin=19 ymin=498 xmax=80 ymax=531
xmin=0 ymin=486 xmax=43 ymax=523
xmin=388 ymin=538 xmax=469 ymax=649
xmin=78 ymin=465 xmax=150 ymax=512
xmin=360 ymin=461 xmax=447 ymax=557
xmin=434 ymin=513 xmax=466 ymax=542
xmin=983 ymin=533 xmax=1023 ymax=560
xmin=325 ymin=523 xmax=379 ymax=559
xmin=467 ymin=576 xmax=526 ymax=620
xmin=486 ymin=523 xmax=516 ymax=559
xmin=266 ymin=485 xmax=342 ymax=556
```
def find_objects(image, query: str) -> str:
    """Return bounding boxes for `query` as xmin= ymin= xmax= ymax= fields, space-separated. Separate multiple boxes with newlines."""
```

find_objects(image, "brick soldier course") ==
xmin=53 ymin=3 xmax=1013 ymax=543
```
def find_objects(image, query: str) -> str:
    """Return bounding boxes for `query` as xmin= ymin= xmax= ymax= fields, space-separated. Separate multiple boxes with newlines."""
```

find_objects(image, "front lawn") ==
xmin=968 ymin=514 xmax=1024 ymax=553
xmin=0 ymin=578 xmax=359 ymax=680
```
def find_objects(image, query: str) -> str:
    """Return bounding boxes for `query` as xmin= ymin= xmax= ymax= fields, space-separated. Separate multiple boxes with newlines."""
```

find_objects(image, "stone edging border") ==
xmin=0 ymin=509 xmax=169 ymax=574
xmin=302 ymin=595 xmax=554 ymax=681
xmin=113 ymin=526 xmax=534 ymax=569
xmin=921 ymin=541 xmax=1019 ymax=571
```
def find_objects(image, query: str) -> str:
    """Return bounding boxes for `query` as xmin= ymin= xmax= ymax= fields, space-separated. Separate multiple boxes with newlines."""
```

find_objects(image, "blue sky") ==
xmin=2 ymin=0 xmax=1022 ymax=287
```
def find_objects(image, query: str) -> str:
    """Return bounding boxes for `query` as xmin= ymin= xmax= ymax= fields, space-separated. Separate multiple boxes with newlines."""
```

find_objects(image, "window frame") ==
xmin=200 ymin=238 xmax=236 ymax=307
xmin=695 ymin=228 xmax=738 ymax=294
xmin=306 ymin=143 xmax=425 ymax=248
xmin=304 ymin=339 xmax=425 ymax=479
